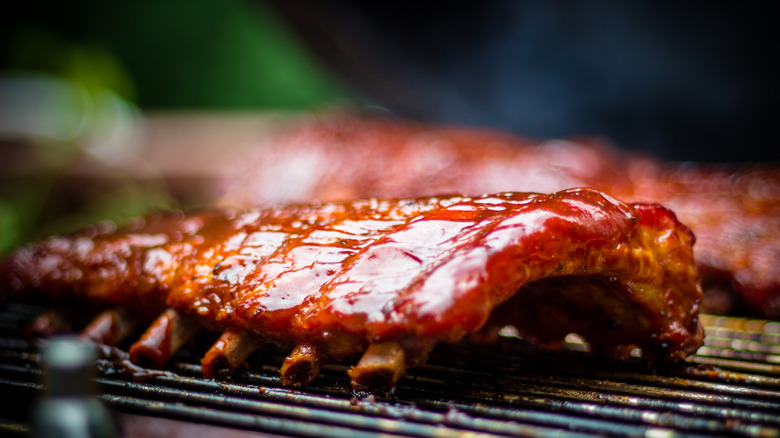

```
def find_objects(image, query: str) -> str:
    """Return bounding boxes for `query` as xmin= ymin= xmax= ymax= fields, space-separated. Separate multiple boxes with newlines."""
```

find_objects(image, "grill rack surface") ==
xmin=1 ymin=303 xmax=779 ymax=437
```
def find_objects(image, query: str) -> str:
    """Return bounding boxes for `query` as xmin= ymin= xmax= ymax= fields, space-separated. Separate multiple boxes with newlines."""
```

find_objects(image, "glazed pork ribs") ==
xmin=1 ymin=188 xmax=703 ymax=390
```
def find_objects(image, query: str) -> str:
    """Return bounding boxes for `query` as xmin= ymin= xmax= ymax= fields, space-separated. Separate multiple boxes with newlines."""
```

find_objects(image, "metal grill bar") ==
xmin=146 ymin=363 xmax=780 ymax=435
xmin=1 ymin=304 xmax=780 ymax=438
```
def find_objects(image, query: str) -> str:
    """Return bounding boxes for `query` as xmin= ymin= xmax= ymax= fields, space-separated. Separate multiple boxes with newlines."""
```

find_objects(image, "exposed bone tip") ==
xmin=79 ymin=307 xmax=145 ymax=346
xmin=348 ymin=342 xmax=407 ymax=391
xmin=280 ymin=343 xmax=323 ymax=387
xmin=202 ymin=356 xmax=232 ymax=380
xmin=129 ymin=342 xmax=169 ymax=369
xmin=22 ymin=308 xmax=74 ymax=338
xmin=201 ymin=328 xmax=262 ymax=380
xmin=128 ymin=308 xmax=200 ymax=369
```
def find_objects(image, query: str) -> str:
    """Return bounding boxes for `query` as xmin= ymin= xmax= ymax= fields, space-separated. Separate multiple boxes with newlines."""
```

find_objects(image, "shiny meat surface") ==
xmin=1 ymin=189 xmax=703 ymax=388
xmin=219 ymin=115 xmax=779 ymax=318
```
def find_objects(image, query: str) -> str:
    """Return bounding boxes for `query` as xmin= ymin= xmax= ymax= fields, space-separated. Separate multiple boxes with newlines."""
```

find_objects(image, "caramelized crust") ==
xmin=0 ymin=211 xmax=232 ymax=312
xmin=0 ymin=188 xmax=703 ymax=388
xmin=219 ymin=116 xmax=778 ymax=318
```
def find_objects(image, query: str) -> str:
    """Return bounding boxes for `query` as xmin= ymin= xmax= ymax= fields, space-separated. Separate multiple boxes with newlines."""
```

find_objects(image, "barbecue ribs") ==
xmin=1 ymin=188 xmax=702 ymax=389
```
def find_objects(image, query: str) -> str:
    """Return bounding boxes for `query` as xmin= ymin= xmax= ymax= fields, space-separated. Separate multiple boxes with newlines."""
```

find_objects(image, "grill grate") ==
xmin=1 ymin=304 xmax=779 ymax=437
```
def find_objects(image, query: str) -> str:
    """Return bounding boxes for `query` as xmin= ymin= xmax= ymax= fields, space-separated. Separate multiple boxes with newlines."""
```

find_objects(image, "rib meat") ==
xmin=219 ymin=115 xmax=779 ymax=318
xmin=1 ymin=188 xmax=703 ymax=389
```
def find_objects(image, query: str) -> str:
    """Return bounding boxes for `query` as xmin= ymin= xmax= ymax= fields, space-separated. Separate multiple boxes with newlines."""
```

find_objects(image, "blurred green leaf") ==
xmin=0 ymin=200 xmax=21 ymax=255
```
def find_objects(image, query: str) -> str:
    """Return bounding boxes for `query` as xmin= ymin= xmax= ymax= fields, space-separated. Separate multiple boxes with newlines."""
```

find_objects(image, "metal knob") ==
xmin=31 ymin=336 xmax=117 ymax=438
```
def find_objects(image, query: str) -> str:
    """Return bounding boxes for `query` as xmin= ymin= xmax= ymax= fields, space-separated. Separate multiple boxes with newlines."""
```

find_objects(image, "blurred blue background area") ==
xmin=268 ymin=1 xmax=779 ymax=163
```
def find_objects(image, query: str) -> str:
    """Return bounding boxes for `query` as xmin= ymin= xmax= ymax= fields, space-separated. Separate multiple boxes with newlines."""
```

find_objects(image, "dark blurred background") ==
xmin=1 ymin=0 xmax=778 ymax=251
xmin=270 ymin=1 xmax=778 ymax=162
xmin=3 ymin=0 xmax=778 ymax=160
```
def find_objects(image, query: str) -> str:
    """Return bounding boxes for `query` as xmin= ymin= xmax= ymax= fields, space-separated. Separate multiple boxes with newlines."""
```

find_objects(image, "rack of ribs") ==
xmin=1 ymin=188 xmax=703 ymax=390
xmin=218 ymin=115 xmax=778 ymax=318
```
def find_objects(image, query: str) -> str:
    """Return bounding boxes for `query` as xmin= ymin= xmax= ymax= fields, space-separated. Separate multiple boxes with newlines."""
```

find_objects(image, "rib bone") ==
xmin=79 ymin=307 xmax=145 ymax=346
xmin=348 ymin=342 xmax=407 ymax=391
xmin=129 ymin=308 xmax=200 ymax=369
xmin=280 ymin=343 xmax=323 ymax=387
xmin=22 ymin=308 xmax=74 ymax=337
xmin=201 ymin=328 xmax=262 ymax=379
